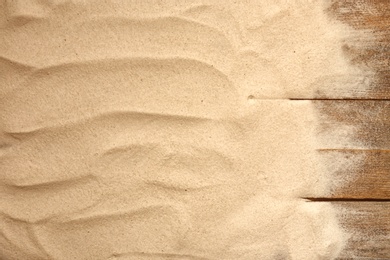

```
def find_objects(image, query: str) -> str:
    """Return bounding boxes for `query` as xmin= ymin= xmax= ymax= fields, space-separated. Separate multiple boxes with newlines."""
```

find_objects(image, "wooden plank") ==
xmin=333 ymin=202 xmax=390 ymax=259
xmin=314 ymin=100 xmax=389 ymax=149
xmin=319 ymin=149 xmax=390 ymax=199
xmin=323 ymin=0 xmax=390 ymax=99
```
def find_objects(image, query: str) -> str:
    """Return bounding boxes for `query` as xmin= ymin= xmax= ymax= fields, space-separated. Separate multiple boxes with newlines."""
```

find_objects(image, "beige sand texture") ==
xmin=0 ymin=0 xmax=370 ymax=259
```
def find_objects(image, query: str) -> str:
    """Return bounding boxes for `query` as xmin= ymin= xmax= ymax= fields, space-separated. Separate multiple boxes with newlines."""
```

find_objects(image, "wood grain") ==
xmin=334 ymin=202 xmax=390 ymax=259
xmin=319 ymin=149 xmax=390 ymax=199
xmin=314 ymin=100 xmax=389 ymax=150
xmin=316 ymin=1 xmax=389 ymax=259
xmin=313 ymin=100 xmax=389 ymax=200
xmin=325 ymin=0 xmax=390 ymax=99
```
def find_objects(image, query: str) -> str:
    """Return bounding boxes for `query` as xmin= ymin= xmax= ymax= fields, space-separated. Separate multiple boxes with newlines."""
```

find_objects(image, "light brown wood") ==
xmin=313 ymin=100 xmax=389 ymax=200
xmin=334 ymin=202 xmax=390 ymax=259
xmin=326 ymin=0 xmax=390 ymax=100
xmin=314 ymin=100 xmax=389 ymax=150
xmin=319 ymin=149 xmax=390 ymax=199
xmin=314 ymin=1 xmax=389 ymax=258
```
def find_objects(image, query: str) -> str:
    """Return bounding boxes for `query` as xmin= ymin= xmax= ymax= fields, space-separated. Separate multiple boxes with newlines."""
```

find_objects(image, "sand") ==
xmin=0 ymin=0 xmax=369 ymax=259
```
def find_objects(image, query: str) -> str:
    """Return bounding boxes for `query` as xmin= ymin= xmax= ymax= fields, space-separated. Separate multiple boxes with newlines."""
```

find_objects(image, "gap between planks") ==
xmin=301 ymin=197 xmax=390 ymax=202
xmin=246 ymin=98 xmax=390 ymax=101
xmin=317 ymin=148 xmax=390 ymax=152
xmin=290 ymin=98 xmax=390 ymax=101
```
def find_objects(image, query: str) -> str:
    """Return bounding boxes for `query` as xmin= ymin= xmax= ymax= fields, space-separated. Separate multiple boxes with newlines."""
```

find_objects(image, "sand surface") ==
xmin=0 ymin=1 xmax=368 ymax=259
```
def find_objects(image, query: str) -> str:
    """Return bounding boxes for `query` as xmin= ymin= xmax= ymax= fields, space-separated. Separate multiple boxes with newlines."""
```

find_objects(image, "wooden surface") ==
xmin=327 ymin=0 xmax=390 ymax=100
xmin=335 ymin=202 xmax=389 ymax=259
xmin=315 ymin=1 xmax=389 ymax=258
xmin=2 ymin=1 xmax=386 ymax=259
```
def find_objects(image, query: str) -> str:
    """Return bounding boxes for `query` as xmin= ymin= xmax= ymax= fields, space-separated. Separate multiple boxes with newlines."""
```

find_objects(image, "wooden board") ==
xmin=326 ymin=0 xmax=390 ymax=100
xmin=319 ymin=149 xmax=390 ymax=199
xmin=311 ymin=1 xmax=390 ymax=258
xmin=335 ymin=202 xmax=390 ymax=259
